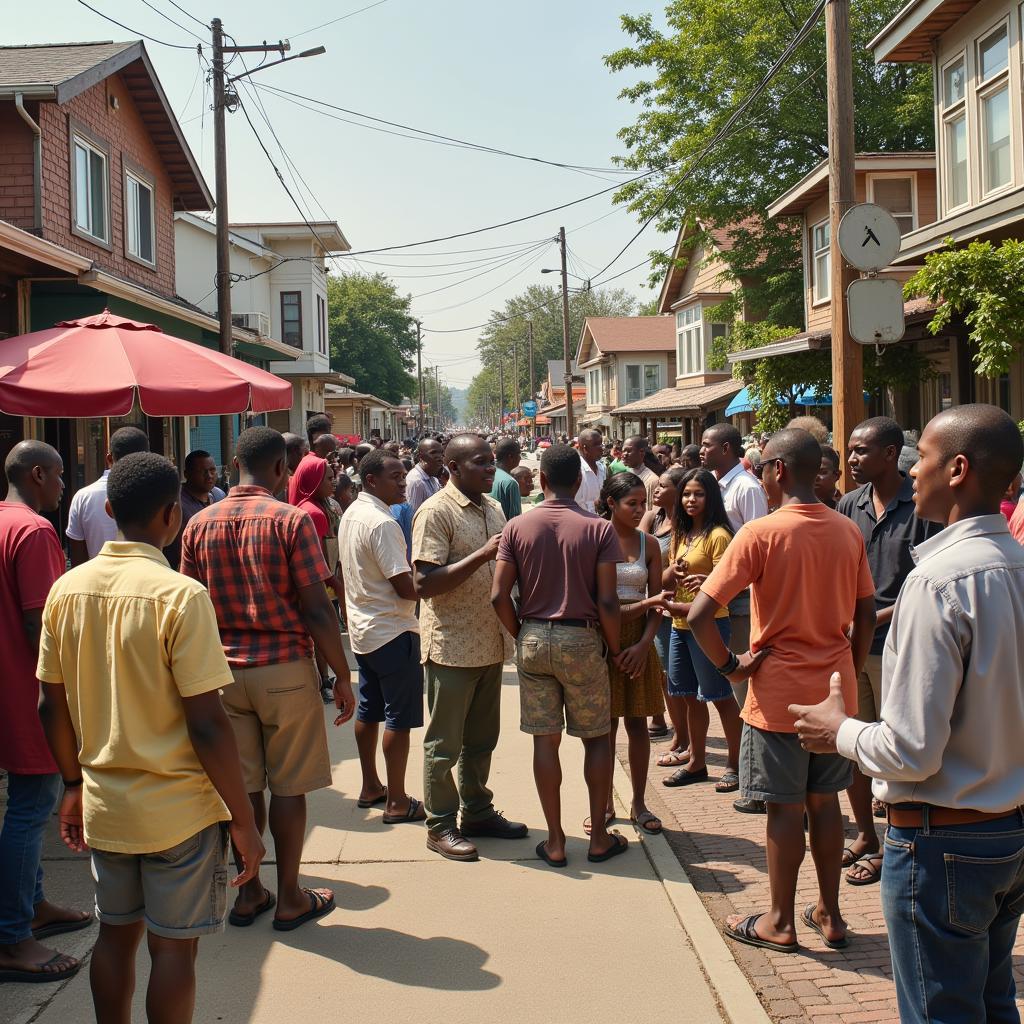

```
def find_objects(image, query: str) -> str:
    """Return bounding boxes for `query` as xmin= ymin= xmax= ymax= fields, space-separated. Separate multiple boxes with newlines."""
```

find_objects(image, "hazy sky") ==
xmin=9 ymin=0 xmax=671 ymax=388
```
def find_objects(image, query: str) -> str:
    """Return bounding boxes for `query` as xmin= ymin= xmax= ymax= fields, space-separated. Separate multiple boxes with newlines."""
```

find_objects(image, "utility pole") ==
xmin=497 ymin=354 xmax=505 ymax=429
xmin=512 ymin=340 xmax=519 ymax=423
xmin=210 ymin=22 xmax=325 ymax=472
xmin=434 ymin=365 xmax=441 ymax=429
xmin=416 ymin=320 xmax=424 ymax=435
xmin=527 ymin=319 xmax=535 ymax=405
xmin=826 ymin=0 xmax=862 ymax=491
xmin=557 ymin=226 xmax=574 ymax=438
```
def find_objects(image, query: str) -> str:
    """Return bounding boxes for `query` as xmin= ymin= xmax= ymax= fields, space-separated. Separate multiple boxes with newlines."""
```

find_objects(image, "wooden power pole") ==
xmin=512 ymin=340 xmax=519 ymax=422
xmin=434 ymin=365 xmax=441 ymax=429
xmin=497 ymin=354 xmax=505 ymax=429
xmin=826 ymin=0 xmax=862 ymax=490
xmin=557 ymin=226 xmax=574 ymax=438
xmin=527 ymin=319 xmax=535 ymax=405
xmin=416 ymin=320 xmax=424 ymax=434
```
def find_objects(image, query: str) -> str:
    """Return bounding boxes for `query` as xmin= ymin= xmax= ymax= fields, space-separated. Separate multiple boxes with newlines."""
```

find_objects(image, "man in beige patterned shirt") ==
xmin=412 ymin=434 xmax=527 ymax=862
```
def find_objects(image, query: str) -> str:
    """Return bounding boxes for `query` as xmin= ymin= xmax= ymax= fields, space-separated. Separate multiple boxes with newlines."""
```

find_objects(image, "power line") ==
xmin=162 ymin=0 xmax=207 ymax=29
xmin=421 ymin=294 xmax=563 ymax=335
xmin=289 ymin=0 xmax=392 ymax=40
xmin=411 ymin=241 xmax=551 ymax=299
xmin=135 ymin=0 xmax=205 ymax=42
xmin=74 ymin=0 xmax=198 ymax=48
xmin=416 ymin=243 xmax=553 ymax=312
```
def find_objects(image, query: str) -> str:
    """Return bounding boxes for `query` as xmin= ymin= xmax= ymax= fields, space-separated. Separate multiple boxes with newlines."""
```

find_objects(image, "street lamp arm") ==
xmin=227 ymin=46 xmax=326 ymax=84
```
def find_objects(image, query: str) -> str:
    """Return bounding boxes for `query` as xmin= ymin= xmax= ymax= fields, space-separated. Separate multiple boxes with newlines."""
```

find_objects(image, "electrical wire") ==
xmin=289 ymin=0 xmax=392 ymax=40
xmin=412 ymin=240 xmax=552 ymax=301
xmin=135 ymin=0 xmax=206 ymax=42
xmin=75 ymin=0 xmax=198 ymax=48
xmin=162 ymin=0 xmax=207 ymax=29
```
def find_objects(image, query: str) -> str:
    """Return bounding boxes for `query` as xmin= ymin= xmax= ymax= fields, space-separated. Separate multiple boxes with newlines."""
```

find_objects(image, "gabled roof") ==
xmin=870 ymin=0 xmax=977 ymax=63
xmin=577 ymin=316 xmax=675 ymax=365
xmin=0 ymin=41 xmax=212 ymax=211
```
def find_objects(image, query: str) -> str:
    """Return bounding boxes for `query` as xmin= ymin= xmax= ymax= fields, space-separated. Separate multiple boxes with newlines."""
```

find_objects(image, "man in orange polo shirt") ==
xmin=688 ymin=428 xmax=876 ymax=954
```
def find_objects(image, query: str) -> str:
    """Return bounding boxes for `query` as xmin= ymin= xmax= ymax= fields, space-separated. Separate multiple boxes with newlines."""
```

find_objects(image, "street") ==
xmin=2 ymin=670 xmax=736 ymax=1024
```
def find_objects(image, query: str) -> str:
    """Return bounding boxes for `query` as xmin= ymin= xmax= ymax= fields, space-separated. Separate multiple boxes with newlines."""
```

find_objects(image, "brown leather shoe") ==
xmin=461 ymin=812 xmax=529 ymax=840
xmin=426 ymin=826 xmax=479 ymax=862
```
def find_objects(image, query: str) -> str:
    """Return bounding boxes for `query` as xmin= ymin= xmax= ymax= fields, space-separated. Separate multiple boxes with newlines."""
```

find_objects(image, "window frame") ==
xmin=280 ymin=290 xmax=303 ymax=349
xmin=976 ymin=18 xmax=1013 ymax=199
xmin=624 ymin=362 xmax=643 ymax=403
xmin=940 ymin=49 xmax=970 ymax=213
xmin=811 ymin=219 xmax=830 ymax=305
xmin=122 ymin=158 xmax=156 ymax=270
xmin=675 ymin=304 xmax=703 ymax=376
xmin=68 ymin=120 xmax=112 ymax=250
xmin=643 ymin=363 xmax=660 ymax=397
xmin=315 ymin=293 xmax=327 ymax=354
xmin=866 ymin=171 xmax=918 ymax=234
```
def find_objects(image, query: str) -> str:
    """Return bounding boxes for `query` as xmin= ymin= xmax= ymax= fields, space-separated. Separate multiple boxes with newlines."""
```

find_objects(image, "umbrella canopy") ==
xmin=724 ymin=384 xmax=871 ymax=417
xmin=0 ymin=310 xmax=293 ymax=417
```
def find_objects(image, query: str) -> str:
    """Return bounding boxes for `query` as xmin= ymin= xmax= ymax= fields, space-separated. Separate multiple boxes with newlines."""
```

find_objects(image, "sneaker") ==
xmin=461 ymin=811 xmax=529 ymax=839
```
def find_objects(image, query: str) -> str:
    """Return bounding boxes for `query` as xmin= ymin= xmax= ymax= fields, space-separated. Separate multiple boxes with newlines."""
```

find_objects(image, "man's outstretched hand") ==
xmin=789 ymin=672 xmax=847 ymax=754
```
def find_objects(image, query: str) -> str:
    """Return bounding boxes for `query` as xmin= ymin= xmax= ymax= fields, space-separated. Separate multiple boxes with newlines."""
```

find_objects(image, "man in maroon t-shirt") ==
xmin=491 ymin=445 xmax=628 ymax=868
xmin=0 ymin=441 xmax=89 ymax=983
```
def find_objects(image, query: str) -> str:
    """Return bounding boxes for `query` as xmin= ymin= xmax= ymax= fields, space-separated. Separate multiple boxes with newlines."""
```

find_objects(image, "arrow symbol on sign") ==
xmin=862 ymin=226 xmax=881 ymax=247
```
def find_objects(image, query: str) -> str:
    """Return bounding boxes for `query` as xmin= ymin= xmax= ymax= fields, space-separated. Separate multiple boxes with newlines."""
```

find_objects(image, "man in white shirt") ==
xmin=792 ymin=404 xmax=1024 ymax=1024
xmin=65 ymin=427 xmax=149 ymax=565
xmin=575 ymin=429 xmax=607 ymax=513
xmin=338 ymin=449 xmax=425 ymax=824
xmin=700 ymin=422 xmax=769 ymax=812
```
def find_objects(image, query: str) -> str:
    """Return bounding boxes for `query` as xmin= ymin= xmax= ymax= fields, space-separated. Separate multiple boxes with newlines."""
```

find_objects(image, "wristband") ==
xmin=62 ymin=777 xmax=84 ymax=789
xmin=716 ymin=652 xmax=740 ymax=675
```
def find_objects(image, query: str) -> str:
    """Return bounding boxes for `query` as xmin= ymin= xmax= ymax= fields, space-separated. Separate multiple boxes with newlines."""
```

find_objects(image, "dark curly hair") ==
xmin=596 ymin=470 xmax=645 ymax=520
xmin=671 ymin=467 xmax=733 ymax=553
xmin=107 ymin=452 xmax=180 ymax=529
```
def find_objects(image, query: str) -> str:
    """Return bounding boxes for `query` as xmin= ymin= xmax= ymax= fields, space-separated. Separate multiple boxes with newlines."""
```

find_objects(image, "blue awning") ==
xmin=725 ymin=385 xmax=867 ymax=417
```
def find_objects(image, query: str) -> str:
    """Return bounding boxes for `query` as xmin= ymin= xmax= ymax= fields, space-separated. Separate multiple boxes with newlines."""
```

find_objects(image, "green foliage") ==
xmin=605 ymin=0 xmax=934 ymax=320
xmin=904 ymin=238 xmax=1024 ymax=377
xmin=466 ymin=284 xmax=638 ymax=420
xmin=326 ymin=273 xmax=417 ymax=404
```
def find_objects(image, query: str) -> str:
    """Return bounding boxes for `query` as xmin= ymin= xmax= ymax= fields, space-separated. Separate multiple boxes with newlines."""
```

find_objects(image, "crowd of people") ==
xmin=1 ymin=401 xmax=1023 ymax=1024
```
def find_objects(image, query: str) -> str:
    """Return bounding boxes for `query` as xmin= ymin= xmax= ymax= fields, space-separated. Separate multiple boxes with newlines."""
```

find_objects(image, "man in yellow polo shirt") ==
xmin=37 ymin=453 xmax=263 ymax=1024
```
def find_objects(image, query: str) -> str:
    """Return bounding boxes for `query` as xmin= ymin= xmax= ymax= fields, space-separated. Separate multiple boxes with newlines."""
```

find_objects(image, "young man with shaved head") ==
xmin=413 ymin=434 xmax=527 ymax=861
xmin=793 ymin=405 xmax=1024 ymax=1023
xmin=689 ymin=428 xmax=876 ymax=954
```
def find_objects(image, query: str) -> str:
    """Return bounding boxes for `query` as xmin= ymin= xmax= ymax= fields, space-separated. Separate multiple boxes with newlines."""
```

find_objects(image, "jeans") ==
xmin=0 ymin=772 xmax=61 ymax=943
xmin=881 ymin=810 xmax=1024 ymax=1024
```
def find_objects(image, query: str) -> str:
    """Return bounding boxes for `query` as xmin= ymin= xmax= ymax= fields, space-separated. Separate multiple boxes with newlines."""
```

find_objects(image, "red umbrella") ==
xmin=0 ymin=310 xmax=293 ymax=417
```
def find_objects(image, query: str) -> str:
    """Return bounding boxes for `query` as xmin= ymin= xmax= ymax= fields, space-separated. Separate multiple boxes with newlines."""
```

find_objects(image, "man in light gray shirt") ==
xmin=405 ymin=439 xmax=444 ymax=514
xmin=791 ymin=404 xmax=1024 ymax=1024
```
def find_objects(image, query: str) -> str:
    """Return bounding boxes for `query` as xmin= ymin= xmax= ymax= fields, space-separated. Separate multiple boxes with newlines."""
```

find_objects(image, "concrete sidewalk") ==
xmin=4 ymin=668 xmax=747 ymax=1024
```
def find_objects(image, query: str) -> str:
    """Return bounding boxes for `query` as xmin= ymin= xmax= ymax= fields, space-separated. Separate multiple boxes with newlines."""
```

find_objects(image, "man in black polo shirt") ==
xmin=836 ymin=416 xmax=939 ymax=884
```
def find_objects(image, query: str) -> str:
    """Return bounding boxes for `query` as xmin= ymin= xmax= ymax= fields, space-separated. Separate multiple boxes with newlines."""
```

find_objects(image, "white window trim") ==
xmin=70 ymin=127 xmax=111 ymax=248
xmin=643 ymin=363 xmax=661 ymax=396
xmin=939 ymin=49 xmax=970 ymax=215
xmin=123 ymin=161 xmax=156 ymax=270
xmin=975 ymin=17 xmax=1014 ymax=200
xmin=675 ymin=304 xmax=703 ymax=377
xmin=811 ymin=218 xmax=830 ymax=306
xmin=866 ymin=171 xmax=919 ymax=232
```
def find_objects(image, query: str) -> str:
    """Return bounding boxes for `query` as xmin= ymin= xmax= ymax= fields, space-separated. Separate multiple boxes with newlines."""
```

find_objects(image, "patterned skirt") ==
xmin=609 ymin=615 xmax=666 ymax=719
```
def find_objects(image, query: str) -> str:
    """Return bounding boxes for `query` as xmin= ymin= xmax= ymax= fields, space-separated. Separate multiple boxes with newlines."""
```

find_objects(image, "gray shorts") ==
xmin=740 ymin=722 xmax=853 ymax=804
xmin=91 ymin=822 xmax=229 ymax=939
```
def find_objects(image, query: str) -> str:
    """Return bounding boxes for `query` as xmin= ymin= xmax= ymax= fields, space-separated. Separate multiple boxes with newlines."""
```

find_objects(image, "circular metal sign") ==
xmin=837 ymin=203 xmax=902 ymax=272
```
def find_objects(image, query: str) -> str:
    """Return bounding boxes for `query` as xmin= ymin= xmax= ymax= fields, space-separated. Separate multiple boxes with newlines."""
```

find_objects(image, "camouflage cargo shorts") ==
xmin=516 ymin=620 xmax=611 ymax=739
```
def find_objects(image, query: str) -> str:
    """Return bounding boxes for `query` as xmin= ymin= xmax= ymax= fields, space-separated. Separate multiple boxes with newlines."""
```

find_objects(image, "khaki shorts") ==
xmin=223 ymin=659 xmax=332 ymax=796
xmin=516 ymin=621 xmax=610 ymax=739
xmin=857 ymin=654 xmax=884 ymax=723
xmin=91 ymin=822 xmax=228 ymax=939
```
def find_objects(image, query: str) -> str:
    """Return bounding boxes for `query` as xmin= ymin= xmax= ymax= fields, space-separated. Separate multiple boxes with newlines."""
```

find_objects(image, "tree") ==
xmin=605 ymin=0 xmax=934 ymax=322
xmin=467 ymin=284 xmax=640 ymax=421
xmin=327 ymin=273 xmax=417 ymax=404
xmin=905 ymin=238 xmax=1024 ymax=377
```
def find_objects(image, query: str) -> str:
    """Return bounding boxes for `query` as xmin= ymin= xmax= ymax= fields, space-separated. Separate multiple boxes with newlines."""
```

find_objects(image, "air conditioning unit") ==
xmin=231 ymin=311 xmax=271 ymax=337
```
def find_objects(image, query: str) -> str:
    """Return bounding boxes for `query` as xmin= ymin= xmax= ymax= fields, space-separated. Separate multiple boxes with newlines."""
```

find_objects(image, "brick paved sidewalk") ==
xmin=618 ymin=714 xmax=1024 ymax=1024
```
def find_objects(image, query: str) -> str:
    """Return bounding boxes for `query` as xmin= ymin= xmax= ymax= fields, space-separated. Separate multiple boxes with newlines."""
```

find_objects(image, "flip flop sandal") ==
xmin=535 ymin=840 xmax=567 ymax=868
xmin=583 ymin=810 xmax=614 ymax=836
xmin=802 ymin=904 xmax=850 ymax=950
xmin=228 ymin=889 xmax=277 ymax=927
xmin=587 ymin=832 xmax=629 ymax=863
xmin=32 ymin=913 xmax=93 ymax=940
xmin=656 ymin=749 xmax=691 ymax=768
xmin=272 ymin=889 xmax=335 ymax=932
xmin=845 ymin=852 xmax=883 ymax=886
xmin=382 ymin=796 xmax=427 ymax=825
xmin=715 ymin=771 xmax=740 ymax=793
xmin=631 ymin=811 xmax=662 ymax=834
xmin=724 ymin=913 xmax=799 ymax=954
xmin=662 ymin=765 xmax=709 ymax=787
xmin=648 ymin=725 xmax=671 ymax=738
xmin=841 ymin=845 xmax=863 ymax=869
xmin=0 ymin=953 xmax=81 ymax=984
xmin=356 ymin=789 xmax=387 ymax=809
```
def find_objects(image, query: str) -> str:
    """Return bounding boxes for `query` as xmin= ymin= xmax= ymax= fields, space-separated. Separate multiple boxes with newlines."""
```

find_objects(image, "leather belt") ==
xmin=523 ymin=617 xmax=594 ymax=629
xmin=886 ymin=804 xmax=1024 ymax=828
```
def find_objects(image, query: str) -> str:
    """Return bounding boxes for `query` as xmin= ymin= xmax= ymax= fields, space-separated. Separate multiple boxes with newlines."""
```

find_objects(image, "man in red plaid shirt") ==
xmin=181 ymin=427 xmax=355 ymax=933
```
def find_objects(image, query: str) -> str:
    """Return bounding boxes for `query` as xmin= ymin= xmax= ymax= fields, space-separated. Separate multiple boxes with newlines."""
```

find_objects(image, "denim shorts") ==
xmin=652 ymin=616 xmax=672 ymax=668
xmin=355 ymin=631 xmax=424 ymax=731
xmin=667 ymin=622 xmax=733 ymax=702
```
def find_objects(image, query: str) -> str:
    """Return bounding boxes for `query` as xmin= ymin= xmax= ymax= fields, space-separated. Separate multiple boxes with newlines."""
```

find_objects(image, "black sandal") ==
xmin=724 ymin=913 xmax=799 ymax=954
xmin=663 ymin=765 xmax=709 ymax=787
xmin=272 ymin=888 xmax=335 ymax=932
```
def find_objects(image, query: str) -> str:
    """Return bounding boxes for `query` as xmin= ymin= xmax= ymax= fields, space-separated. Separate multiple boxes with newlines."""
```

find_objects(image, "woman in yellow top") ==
xmin=661 ymin=469 xmax=743 ymax=792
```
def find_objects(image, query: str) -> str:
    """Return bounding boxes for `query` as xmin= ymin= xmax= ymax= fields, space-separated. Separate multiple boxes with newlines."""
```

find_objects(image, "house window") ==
xmin=812 ymin=220 xmax=830 ymax=303
xmin=978 ymin=23 xmax=1011 ymax=195
xmin=281 ymin=291 xmax=302 ymax=348
xmin=316 ymin=294 xmax=327 ymax=354
xmin=643 ymin=364 xmax=660 ymax=396
xmin=940 ymin=53 xmax=969 ymax=211
xmin=587 ymin=368 xmax=603 ymax=405
xmin=71 ymin=133 xmax=109 ymax=244
xmin=124 ymin=166 xmax=155 ymax=266
xmin=625 ymin=364 xmax=643 ymax=403
xmin=675 ymin=305 xmax=703 ymax=376
xmin=868 ymin=175 xmax=916 ymax=234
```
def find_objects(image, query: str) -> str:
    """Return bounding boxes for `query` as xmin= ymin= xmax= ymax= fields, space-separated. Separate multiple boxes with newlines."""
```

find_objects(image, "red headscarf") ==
xmin=287 ymin=455 xmax=330 ymax=538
